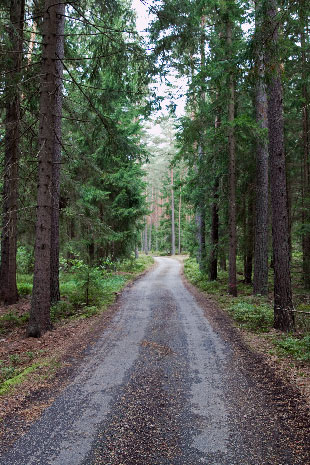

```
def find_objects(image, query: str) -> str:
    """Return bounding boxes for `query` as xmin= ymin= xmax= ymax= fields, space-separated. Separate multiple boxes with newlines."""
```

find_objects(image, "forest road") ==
xmin=1 ymin=257 xmax=309 ymax=465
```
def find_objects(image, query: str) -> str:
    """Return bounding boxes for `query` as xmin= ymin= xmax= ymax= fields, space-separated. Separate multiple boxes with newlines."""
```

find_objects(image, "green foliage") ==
xmin=275 ymin=335 xmax=310 ymax=361
xmin=0 ymin=363 xmax=17 ymax=385
xmin=17 ymin=282 xmax=33 ymax=297
xmin=0 ymin=363 xmax=40 ymax=395
xmin=117 ymin=255 xmax=154 ymax=273
xmin=59 ymin=256 xmax=154 ymax=316
xmin=0 ymin=311 xmax=29 ymax=333
xmin=184 ymin=257 xmax=273 ymax=332
xmin=228 ymin=301 xmax=273 ymax=332
xmin=16 ymin=246 xmax=34 ymax=274
xmin=51 ymin=301 xmax=75 ymax=321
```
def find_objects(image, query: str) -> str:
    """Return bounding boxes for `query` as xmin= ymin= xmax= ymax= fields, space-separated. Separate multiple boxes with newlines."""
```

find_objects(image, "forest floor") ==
xmin=0 ymin=257 xmax=310 ymax=464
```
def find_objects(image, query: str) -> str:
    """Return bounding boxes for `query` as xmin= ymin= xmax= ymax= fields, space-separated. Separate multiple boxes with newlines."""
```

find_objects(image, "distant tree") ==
xmin=171 ymin=168 xmax=176 ymax=255
xmin=226 ymin=12 xmax=237 ymax=297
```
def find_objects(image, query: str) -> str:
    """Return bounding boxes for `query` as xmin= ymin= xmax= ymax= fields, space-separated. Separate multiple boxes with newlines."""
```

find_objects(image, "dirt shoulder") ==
xmin=0 ymin=263 xmax=155 ymax=451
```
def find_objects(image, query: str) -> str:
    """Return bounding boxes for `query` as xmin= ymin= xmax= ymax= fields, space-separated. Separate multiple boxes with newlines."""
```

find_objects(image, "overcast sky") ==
xmin=131 ymin=0 xmax=187 ymax=132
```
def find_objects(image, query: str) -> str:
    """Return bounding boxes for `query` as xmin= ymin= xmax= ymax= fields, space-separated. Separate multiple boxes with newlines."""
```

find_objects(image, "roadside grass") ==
xmin=184 ymin=257 xmax=310 ymax=362
xmin=0 ymin=254 xmax=154 ymax=396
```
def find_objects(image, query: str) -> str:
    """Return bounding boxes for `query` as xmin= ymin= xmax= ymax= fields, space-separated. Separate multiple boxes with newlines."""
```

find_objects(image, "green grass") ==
xmin=0 ymin=362 xmax=40 ymax=395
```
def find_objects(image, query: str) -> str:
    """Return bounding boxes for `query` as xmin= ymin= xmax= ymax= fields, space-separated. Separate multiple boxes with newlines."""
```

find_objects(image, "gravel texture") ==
xmin=1 ymin=257 xmax=310 ymax=464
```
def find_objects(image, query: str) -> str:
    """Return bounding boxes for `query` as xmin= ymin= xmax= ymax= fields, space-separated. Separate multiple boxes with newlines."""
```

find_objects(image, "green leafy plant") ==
xmin=17 ymin=282 xmax=33 ymax=296
xmin=228 ymin=301 xmax=273 ymax=332
xmin=275 ymin=335 xmax=310 ymax=361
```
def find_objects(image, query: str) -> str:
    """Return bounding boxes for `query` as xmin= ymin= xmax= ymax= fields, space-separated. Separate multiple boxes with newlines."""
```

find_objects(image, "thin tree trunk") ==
xmin=0 ymin=0 xmax=25 ymax=305
xmin=209 ymin=110 xmax=220 ymax=281
xmin=266 ymin=0 xmax=294 ymax=331
xmin=135 ymin=246 xmax=139 ymax=259
xmin=178 ymin=187 xmax=182 ymax=255
xmin=244 ymin=194 xmax=254 ymax=284
xmin=171 ymin=168 xmax=175 ymax=255
xmin=148 ymin=220 xmax=152 ymax=252
xmin=196 ymin=144 xmax=206 ymax=271
xmin=209 ymin=178 xmax=219 ymax=281
xmin=27 ymin=0 xmax=65 ymax=337
xmin=253 ymin=1 xmax=269 ymax=295
xmin=220 ymin=252 xmax=227 ymax=271
xmin=300 ymin=0 xmax=310 ymax=289
xmin=144 ymin=222 xmax=148 ymax=255
xmin=50 ymin=1 xmax=65 ymax=305
xmin=227 ymin=18 xmax=237 ymax=296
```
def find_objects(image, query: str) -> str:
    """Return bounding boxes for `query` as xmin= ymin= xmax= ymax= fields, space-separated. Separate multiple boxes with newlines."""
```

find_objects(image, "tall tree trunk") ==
xmin=0 ymin=0 xmax=25 ymax=305
xmin=244 ymin=194 xmax=254 ymax=284
xmin=135 ymin=246 xmax=139 ymax=259
xmin=50 ymin=1 xmax=65 ymax=305
xmin=209 ymin=111 xmax=220 ymax=281
xmin=300 ymin=0 xmax=310 ymax=289
xmin=209 ymin=178 xmax=219 ymax=281
xmin=171 ymin=168 xmax=175 ymax=255
xmin=253 ymin=1 xmax=269 ymax=295
xmin=27 ymin=0 xmax=65 ymax=337
xmin=196 ymin=144 xmax=206 ymax=271
xmin=148 ymin=221 xmax=152 ymax=252
xmin=144 ymin=222 xmax=148 ymax=255
xmin=178 ymin=187 xmax=182 ymax=255
xmin=266 ymin=0 xmax=294 ymax=331
xmin=227 ymin=18 xmax=237 ymax=296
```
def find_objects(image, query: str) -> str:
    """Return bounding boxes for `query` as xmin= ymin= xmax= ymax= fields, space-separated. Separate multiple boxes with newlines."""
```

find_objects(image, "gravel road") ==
xmin=1 ymin=257 xmax=309 ymax=464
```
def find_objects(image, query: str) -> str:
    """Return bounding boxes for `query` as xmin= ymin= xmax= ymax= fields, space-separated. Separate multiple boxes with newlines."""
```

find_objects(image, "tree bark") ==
xmin=227 ymin=18 xmax=237 ymax=296
xmin=28 ymin=0 xmax=65 ymax=337
xmin=171 ymin=168 xmax=175 ymax=255
xmin=0 ymin=0 xmax=25 ymax=305
xmin=178 ymin=187 xmax=182 ymax=255
xmin=144 ymin=222 xmax=148 ymax=255
xmin=50 ymin=1 xmax=65 ymax=304
xmin=244 ymin=194 xmax=254 ymax=284
xmin=209 ymin=110 xmax=220 ymax=281
xmin=266 ymin=0 xmax=294 ymax=331
xmin=148 ymin=220 xmax=152 ymax=252
xmin=300 ymin=0 xmax=310 ymax=289
xmin=209 ymin=178 xmax=219 ymax=281
xmin=253 ymin=0 xmax=269 ymax=295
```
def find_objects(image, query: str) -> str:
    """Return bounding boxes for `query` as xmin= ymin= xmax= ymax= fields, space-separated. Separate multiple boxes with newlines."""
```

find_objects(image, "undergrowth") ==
xmin=0 ymin=254 xmax=154 ymax=395
xmin=184 ymin=257 xmax=310 ymax=362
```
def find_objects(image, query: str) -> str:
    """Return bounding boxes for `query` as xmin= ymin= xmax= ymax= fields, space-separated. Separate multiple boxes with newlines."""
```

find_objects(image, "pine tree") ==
xmin=28 ymin=0 xmax=65 ymax=337
xmin=253 ymin=0 xmax=269 ymax=296
xmin=0 ymin=0 xmax=25 ymax=304
xmin=265 ymin=0 xmax=295 ymax=331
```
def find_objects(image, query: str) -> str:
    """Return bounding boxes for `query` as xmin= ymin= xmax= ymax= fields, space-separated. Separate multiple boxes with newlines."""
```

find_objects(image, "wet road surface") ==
xmin=0 ymin=257 xmax=309 ymax=464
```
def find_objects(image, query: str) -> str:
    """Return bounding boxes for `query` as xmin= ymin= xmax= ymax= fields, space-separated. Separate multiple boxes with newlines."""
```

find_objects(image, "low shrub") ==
xmin=228 ymin=301 xmax=273 ymax=332
xmin=275 ymin=335 xmax=310 ymax=361
xmin=51 ymin=301 xmax=75 ymax=321
xmin=17 ymin=282 xmax=33 ymax=297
